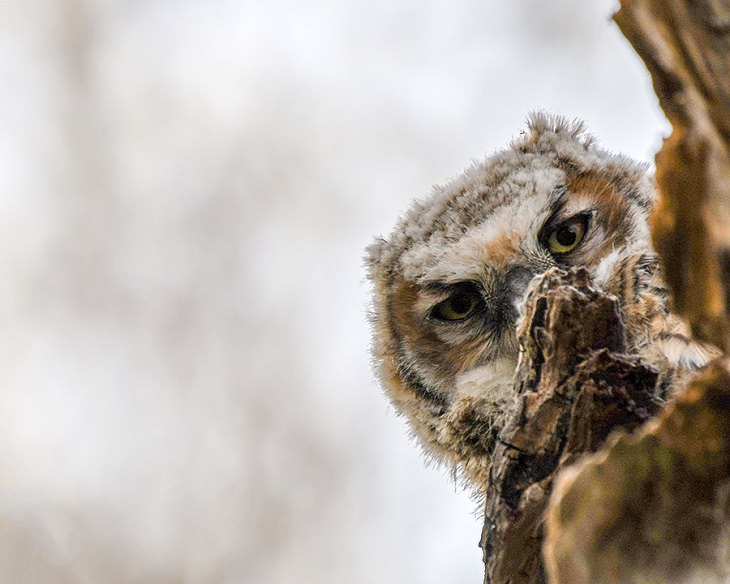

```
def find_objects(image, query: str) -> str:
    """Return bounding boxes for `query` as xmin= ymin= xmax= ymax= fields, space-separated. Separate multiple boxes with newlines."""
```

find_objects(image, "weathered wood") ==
xmin=545 ymin=359 xmax=730 ymax=584
xmin=480 ymin=268 xmax=661 ymax=583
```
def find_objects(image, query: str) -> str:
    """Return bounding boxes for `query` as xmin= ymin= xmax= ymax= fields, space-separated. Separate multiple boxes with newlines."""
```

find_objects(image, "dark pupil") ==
xmin=556 ymin=226 xmax=577 ymax=247
xmin=450 ymin=294 xmax=472 ymax=314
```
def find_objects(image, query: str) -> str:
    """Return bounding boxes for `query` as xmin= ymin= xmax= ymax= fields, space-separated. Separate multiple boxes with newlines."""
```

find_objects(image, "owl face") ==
xmin=366 ymin=113 xmax=656 ymax=479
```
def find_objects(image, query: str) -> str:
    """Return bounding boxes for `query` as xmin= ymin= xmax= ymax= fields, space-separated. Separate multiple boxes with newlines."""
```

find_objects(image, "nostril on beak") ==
xmin=505 ymin=265 xmax=538 ymax=303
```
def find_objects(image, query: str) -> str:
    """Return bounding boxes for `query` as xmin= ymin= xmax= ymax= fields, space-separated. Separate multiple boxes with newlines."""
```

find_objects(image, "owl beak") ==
xmin=484 ymin=265 xmax=538 ymax=334
xmin=504 ymin=265 xmax=538 ymax=311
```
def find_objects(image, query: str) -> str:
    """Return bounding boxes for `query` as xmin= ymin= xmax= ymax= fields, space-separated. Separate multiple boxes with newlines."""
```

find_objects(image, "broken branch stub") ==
xmin=481 ymin=268 xmax=661 ymax=584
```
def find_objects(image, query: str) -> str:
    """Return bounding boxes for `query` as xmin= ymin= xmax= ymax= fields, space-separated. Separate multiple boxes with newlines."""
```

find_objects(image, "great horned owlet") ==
xmin=366 ymin=113 xmax=718 ymax=487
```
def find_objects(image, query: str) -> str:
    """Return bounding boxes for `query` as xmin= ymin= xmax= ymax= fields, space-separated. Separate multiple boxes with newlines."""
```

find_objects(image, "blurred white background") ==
xmin=0 ymin=1 xmax=665 ymax=583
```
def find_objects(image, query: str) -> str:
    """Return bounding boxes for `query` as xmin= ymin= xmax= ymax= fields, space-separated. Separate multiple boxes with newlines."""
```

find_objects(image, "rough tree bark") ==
xmin=480 ymin=2 xmax=730 ymax=582
xmin=544 ymin=359 xmax=730 ymax=583
xmin=480 ymin=268 xmax=661 ymax=583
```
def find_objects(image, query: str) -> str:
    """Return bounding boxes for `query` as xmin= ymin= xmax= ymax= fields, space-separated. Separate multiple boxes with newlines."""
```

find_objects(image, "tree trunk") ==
xmin=481 ymin=2 xmax=730 ymax=581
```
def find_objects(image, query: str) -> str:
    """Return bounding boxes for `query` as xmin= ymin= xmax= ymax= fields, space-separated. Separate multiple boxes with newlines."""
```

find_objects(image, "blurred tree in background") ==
xmin=0 ymin=1 xmax=662 ymax=582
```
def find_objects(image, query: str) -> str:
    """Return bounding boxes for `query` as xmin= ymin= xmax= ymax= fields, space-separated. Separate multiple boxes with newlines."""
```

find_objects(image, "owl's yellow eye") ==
xmin=547 ymin=216 xmax=588 ymax=254
xmin=431 ymin=289 xmax=481 ymax=321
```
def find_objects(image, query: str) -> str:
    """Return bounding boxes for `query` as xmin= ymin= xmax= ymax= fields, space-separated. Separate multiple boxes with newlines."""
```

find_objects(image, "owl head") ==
xmin=366 ymin=112 xmax=656 ymax=485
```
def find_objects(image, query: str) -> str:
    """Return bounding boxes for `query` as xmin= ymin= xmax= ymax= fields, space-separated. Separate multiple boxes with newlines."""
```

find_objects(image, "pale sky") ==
xmin=0 ymin=1 xmax=665 ymax=582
